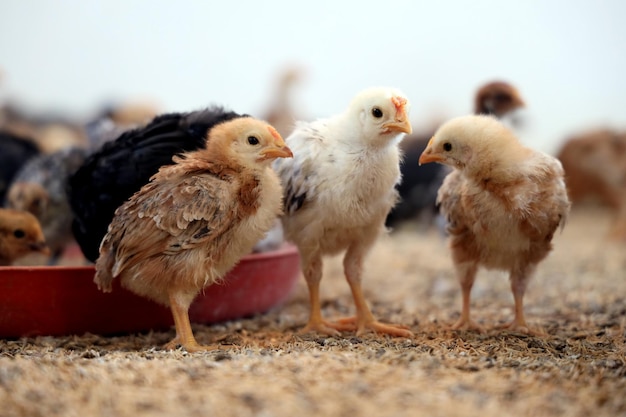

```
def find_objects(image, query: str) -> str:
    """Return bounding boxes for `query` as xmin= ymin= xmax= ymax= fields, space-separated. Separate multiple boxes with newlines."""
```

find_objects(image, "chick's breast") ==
xmin=439 ymin=153 xmax=569 ymax=269
xmin=97 ymin=164 xmax=280 ymax=305
xmin=275 ymin=123 xmax=399 ymax=253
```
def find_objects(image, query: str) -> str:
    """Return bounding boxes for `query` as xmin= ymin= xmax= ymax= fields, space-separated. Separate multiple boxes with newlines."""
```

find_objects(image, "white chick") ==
xmin=274 ymin=87 xmax=413 ymax=337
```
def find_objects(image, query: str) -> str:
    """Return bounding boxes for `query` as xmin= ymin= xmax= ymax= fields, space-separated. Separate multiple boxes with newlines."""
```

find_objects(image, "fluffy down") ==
xmin=387 ymin=80 xmax=525 ymax=228
xmin=419 ymin=114 xmax=570 ymax=335
xmin=94 ymin=117 xmax=292 ymax=352
xmin=274 ymin=87 xmax=413 ymax=337
xmin=68 ymin=107 xmax=248 ymax=262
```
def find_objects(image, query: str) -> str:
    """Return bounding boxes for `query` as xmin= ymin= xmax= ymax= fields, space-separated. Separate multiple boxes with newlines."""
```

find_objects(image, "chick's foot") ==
xmin=450 ymin=317 xmax=486 ymax=333
xmin=299 ymin=319 xmax=344 ymax=337
xmin=497 ymin=320 xmax=547 ymax=337
xmin=334 ymin=316 xmax=413 ymax=338
xmin=163 ymin=337 xmax=220 ymax=353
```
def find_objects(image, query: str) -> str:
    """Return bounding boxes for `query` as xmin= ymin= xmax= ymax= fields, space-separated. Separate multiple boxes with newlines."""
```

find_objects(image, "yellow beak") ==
xmin=418 ymin=138 xmax=443 ymax=165
xmin=383 ymin=119 xmax=412 ymax=134
xmin=261 ymin=145 xmax=293 ymax=160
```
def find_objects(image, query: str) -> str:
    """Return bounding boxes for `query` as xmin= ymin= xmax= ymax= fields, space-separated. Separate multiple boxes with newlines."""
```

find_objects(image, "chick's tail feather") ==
xmin=94 ymin=257 xmax=115 ymax=293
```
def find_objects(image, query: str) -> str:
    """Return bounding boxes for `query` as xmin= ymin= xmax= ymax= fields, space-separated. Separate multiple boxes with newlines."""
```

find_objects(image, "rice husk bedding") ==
xmin=1 ymin=205 xmax=624 ymax=417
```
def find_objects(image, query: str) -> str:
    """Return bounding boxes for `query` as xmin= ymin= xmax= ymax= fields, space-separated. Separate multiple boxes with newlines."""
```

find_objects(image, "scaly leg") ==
xmin=450 ymin=262 xmax=484 ymax=332
xmin=335 ymin=243 xmax=412 ymax=338
xmin=300 ymin=252 xmax=344 ymax=336
xmin=164 ymin=291 xmax=218 ymax=352
xmin=499 ymin=265 xmax=545 ymax=336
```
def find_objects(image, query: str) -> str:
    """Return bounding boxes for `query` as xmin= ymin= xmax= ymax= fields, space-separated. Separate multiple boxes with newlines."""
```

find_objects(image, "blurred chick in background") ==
xmin=0 ymin=208 xmax=49 ymax=266
xmin=387 ymin=81 xmax=526 ymax=229
xmin=68 ymin=107 xmax=249 ymax=263
xmin=274 ymin=87 xmax=413 ymax=337
xmin=95 ymin=118 xmax=292 ymax=352
xmin=6 ymin=146 xmax=88 ymax=264
xmin=0 ymin=131 xmax=41 ymax=204
xmin=0 ymin=103 xmax=88 ymax=154
xmin=262 ymin=65 xmax=308 ymax=138
xmin=420 ymin=115 xmax=570 ymax=335
xmin=557 ymin=129 xmax=626 ymax=241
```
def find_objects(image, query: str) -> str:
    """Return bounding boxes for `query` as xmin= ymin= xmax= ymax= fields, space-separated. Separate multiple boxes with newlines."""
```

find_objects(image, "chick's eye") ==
xmin=14 ymin=229 xmax=25 ymax=239
xmin=443 ymin=142 xmax=452 ymax=152
xmin=247 ymin=136 xmax=259 ymax=145
xmin=371 ymin=107 xmax=383 ymax=118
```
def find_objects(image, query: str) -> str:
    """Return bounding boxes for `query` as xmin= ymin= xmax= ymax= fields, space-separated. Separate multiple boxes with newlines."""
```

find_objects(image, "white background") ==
xmin=2 ymin=0 xmax=625 ymax=153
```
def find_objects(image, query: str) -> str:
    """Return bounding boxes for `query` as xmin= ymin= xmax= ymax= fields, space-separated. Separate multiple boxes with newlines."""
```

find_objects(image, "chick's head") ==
xmin=0 ymin=208 xmax=49 ymax=262
xmin=474 ymin=81 xmax=525 ymax=118
xmin=348 ymin=87 xmax=412 ymax=146
xmin=6 ymin=182 xmax=49 ymax=218
xmin=206 ymin=117 xmax=293 ymax=167
xmin=419 ymin=114 xmax=522 ymax=175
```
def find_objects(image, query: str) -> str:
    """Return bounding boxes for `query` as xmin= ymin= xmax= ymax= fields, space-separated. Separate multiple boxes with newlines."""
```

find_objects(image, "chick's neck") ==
xmin=463 ymin=145 xmax=529 ymax=186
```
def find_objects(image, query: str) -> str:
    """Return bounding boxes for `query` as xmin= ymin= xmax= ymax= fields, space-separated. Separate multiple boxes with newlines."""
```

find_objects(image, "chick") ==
xmin=95 ymin=118 xmax=292 ymax=352
xmin=6 ymin=146 xmax=88 ymax=264
xmin=419 ymin=115 xmax=570 ymax=335
xmin=274 ymin=87 xmax=413 ymax=337
xmin=0 ymin=131 xmax=40 ymax=204
xmin=556 ymin=129 xmax=626 ymax=240
xmin=68 ymin=107 xmax=248 ymax=263
xmin=473 ymin=81 xmax=526 ymax=121
xmin=263 ymin=65 xmax=307 ymax=138
xmin=387 ymin=81 xmax=525 ymax=228
xmin=0 ymin=208 xmax=49 ymax=266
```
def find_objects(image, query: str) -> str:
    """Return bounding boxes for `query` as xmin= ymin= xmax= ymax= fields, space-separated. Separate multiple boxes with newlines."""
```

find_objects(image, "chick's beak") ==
xmin=418 ymin=138 xmax=443 ymax=166
xmin=383 ymin=118 xmax=412 ymax=134
xmin=384 ymin=96 xmax=413 ymax=134
xmin=261 ymin=144 xmax=293 ymax=160
xmin=29 ymin=241 xmax=50 ymax=256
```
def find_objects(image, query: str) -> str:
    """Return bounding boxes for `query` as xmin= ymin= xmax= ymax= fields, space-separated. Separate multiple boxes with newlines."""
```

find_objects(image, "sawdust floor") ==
xmin=1 ymin=206 xmax=625 ymax=417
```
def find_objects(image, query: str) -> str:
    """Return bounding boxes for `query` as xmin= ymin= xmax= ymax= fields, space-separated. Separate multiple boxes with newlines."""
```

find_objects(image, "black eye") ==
xmin=443 ymin=142 xmax=452 ymax=152
xmin=247 ymin=136 xmax=259 ymax=145
xmin=371 ymin=107 xmax=383 ymax=118
xmin=14 ymin=229 xmax=25 ymax=239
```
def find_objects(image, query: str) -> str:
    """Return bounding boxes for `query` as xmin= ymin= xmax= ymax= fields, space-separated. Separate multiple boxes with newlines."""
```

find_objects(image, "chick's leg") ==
xmin=164 ymin=291 xmax=218 ymax=352
xmin=300 ymin=252 xmax=343 ymax=336
xmin=451 ymin=262 xmax=484 ymax=332
xmin=335 ymin=243 xmax=412 ymax=338
xmin=499 ymin=265 xmax=545 ymax=336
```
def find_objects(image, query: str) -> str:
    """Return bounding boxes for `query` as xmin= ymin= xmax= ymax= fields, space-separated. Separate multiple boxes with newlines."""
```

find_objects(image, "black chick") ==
xmin=67 ymin=107 xmax=248 ymax=262
xmin=386 ymin=81 xmax=525 ymax=228
xmin=0 ymin=131 xmax=41 ymax=204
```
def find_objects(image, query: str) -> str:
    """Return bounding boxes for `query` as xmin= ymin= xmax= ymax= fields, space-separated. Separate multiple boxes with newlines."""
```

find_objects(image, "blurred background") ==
xmin=1 ymin=0 xmax=625 ymax=153
xmin=2 ymin=0 xmax=626 ymax=267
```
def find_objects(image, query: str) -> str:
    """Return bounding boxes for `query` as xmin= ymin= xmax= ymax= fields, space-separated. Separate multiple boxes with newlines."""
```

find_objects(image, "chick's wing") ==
xmin=437 ymin=171 xmax=473 ymax=235
xmin=103 ymin=173 xmax=237 ymax=278
xmin=274 ymin=124 xmax=328 ymax=215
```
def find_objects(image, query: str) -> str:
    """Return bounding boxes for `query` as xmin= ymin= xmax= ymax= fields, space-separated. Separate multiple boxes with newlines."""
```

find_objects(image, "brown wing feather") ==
xmin=99 ymin=172 xmax=238 ymax=281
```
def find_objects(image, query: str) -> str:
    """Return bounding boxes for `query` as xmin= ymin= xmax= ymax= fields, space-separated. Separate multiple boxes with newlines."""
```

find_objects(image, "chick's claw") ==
xmin=497 ymin=321 xmax=547 ymax=337
xmin=163 ymin=337 xmax=220 ymax=353
xmin=334 ymin=316 xmax=414 ymax=338
xmin=450 ymin=318 xmax=486 ymax=334
xmin=299 ymin=319 xmax=343 ymax=337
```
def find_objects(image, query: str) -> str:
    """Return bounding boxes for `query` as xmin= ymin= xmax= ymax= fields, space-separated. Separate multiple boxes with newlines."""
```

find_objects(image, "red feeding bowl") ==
xmin=0 ymin=244 xmax=300 ymax=338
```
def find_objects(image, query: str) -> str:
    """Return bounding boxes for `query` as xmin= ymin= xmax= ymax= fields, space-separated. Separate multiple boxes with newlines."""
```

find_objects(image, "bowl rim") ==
xmin=0 ymin=243 xmax=299 ymax=272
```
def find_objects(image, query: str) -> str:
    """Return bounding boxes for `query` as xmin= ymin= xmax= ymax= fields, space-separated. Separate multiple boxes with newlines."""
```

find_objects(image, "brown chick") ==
xmin=474 ymin=81 xmax=525 ymax=119
xmin=556 ymin=129 xmax=626 ymax=240
xmin=0 ymin=208 xmax=50 ymax=266
xmin=94 ymin=117 xmax=293 ymax=352
xmin=419 ymin=115 xmax=570 ymax=335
